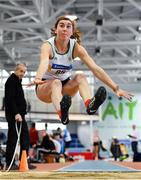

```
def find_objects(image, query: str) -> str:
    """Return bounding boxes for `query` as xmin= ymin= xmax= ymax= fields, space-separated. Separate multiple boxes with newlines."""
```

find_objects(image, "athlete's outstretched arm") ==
xmin=74 ymin=43 xmax=133 ymax=101
xmin=28 ymin=42 xmax=51 ymax=86
xmin=35 ymin=43 xmax=51 ymax=80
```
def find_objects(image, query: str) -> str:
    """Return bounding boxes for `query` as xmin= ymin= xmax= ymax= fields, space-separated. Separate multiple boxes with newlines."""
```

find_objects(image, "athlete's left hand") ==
xmin=115 ymin=88 xmax=134 ymax=101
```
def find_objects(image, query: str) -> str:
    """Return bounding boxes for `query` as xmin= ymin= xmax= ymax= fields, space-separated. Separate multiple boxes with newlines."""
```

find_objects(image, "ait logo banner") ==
xmin=101 ymin=93 xmax=139 ymax=122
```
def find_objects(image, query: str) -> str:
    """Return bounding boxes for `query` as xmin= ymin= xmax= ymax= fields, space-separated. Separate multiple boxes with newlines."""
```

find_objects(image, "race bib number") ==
xmin=55 ymin=70 xmax=66 ymax=75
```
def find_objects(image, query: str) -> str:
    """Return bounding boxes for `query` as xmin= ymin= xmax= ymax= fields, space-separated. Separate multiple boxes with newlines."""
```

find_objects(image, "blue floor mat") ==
xmin=59 ymin=160 xmax=140 ymax=172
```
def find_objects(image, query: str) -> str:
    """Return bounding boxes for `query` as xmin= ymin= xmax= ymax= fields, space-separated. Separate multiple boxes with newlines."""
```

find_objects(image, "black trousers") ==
xmin=131 ymin=141 xmax=138 ymax=154
xmin=6 ymin=115 xmax=29 ymax=166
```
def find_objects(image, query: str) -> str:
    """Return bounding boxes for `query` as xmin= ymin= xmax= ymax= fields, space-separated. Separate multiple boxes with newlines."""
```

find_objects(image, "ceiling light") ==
xmin=138 ymin=26 xmax=141 ymax=31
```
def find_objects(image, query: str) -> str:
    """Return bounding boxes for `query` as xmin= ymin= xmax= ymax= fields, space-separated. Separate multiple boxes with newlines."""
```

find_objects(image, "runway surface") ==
xmin=0 ymin=160 xmax=141 ymax=179
xmin=59 ymin=160 xmax=139 ymax=172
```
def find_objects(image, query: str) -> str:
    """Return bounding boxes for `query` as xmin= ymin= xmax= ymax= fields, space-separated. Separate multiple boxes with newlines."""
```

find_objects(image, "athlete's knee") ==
xmin=51 ymin=79 xmax=62 ymax=89
xmin=74 ymin=73 xmax=87 ymax=83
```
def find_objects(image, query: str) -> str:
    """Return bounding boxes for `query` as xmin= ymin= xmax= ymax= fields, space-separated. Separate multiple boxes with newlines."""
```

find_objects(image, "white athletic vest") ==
xmin=42 ymin=36 xmax=76 ymax=81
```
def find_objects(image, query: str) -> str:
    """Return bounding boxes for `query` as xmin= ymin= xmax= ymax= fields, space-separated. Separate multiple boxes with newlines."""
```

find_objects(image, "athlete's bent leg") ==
xmin=37 ymin=79 xmax=72 ymax=124
xmin=60 ymin=95 xmax=72 ymax=125
xmin=63 ymin=74 xmax=107 ymax=115
xmin=87 ymin=86 xmax=107 ymax=115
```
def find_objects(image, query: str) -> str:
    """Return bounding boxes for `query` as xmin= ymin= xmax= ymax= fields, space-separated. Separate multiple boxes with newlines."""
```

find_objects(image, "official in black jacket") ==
xmin=5 ymin=63 xmax=30 ymax=168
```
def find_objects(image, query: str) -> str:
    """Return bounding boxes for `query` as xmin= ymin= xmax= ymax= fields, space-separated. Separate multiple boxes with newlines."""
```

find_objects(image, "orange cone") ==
xmin=19 ymin=150 xmax=29 ymax=172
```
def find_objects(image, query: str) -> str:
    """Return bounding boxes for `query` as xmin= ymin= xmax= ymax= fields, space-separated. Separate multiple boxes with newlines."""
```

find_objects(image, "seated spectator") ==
xmin=41 ymin=133 xmax=56 ymax=151
xmin=110 ymin=137 xmax=121 ymax=161
xmin=52 ymin=133 xmax=61 ymax=154
xmin=119 ymin=143 xmax=129 ymax=161
xmin=110 ymin=137 xmax=129 ymax=161
xmin=36 ymin=133 xmax=58 ymax=162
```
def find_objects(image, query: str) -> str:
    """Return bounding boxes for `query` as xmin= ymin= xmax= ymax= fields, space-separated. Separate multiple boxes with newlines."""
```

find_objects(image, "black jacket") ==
xmin=41 ymin=135 xmax=56 ymax=151
xmin=5 ymin=73 xmax=27 ymax=117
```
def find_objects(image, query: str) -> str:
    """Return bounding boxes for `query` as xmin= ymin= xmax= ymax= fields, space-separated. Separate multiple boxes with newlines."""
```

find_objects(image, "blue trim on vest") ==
xmin=52 ymin=63 xmax=72 ymax=70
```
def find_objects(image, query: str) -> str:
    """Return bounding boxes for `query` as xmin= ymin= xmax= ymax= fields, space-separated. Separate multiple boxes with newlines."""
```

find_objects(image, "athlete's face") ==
xmin=55 ymin=20 xmax=73 ymax=40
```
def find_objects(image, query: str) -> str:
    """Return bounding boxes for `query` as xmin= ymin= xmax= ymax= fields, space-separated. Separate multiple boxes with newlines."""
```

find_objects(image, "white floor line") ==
xmin=55 ymin=161 xmax=80 ymax=171
xmin=110 ymin=161 xmax=140 ymax=171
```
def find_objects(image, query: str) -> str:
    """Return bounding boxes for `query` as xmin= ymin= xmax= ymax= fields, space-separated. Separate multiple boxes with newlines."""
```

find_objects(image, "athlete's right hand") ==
xmin=26 ymin=79 xmax=46 ymax=87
